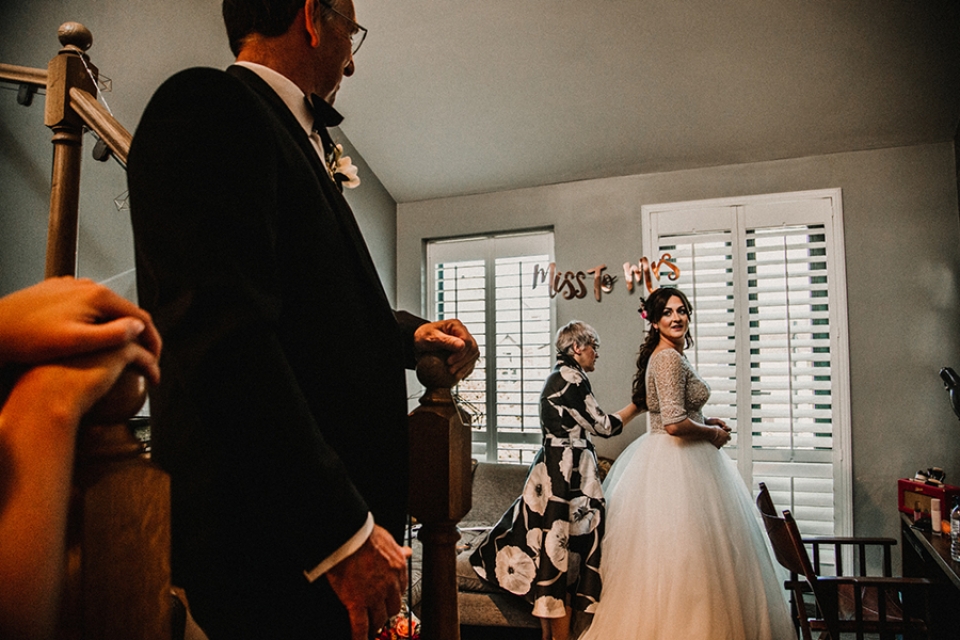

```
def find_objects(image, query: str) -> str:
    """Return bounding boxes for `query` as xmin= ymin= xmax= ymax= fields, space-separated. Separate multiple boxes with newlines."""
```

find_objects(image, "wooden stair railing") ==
xmin=1 ymin=22 xmax=171 ymax=640
xmin=408 ymin=352 xmax=474 ymax=640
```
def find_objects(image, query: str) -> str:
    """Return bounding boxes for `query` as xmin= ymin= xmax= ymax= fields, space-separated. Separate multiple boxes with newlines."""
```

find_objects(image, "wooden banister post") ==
xmin=43 ymin=21 xmax=97 ymax=278
xmin=408 ymin=353 xmax=473 ymax=640
xmin=58 ymin=370 xmax=171 ymax=640
xmin=37 ymin=22 xmax=172 ymax=639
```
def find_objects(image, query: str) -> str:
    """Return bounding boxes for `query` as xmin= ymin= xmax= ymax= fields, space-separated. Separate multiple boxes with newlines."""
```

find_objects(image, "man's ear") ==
xmin=303 ymin=0 xmax=321 ymax=48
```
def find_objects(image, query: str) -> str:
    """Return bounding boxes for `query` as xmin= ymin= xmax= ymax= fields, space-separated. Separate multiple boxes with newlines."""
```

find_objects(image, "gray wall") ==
xmin=0 ymin=0 xmax=397 ymax=302
xmin=397 ymin=141 xmax=960 ymax=542
xmin=5 ymin=0 xmax=960 ymax=547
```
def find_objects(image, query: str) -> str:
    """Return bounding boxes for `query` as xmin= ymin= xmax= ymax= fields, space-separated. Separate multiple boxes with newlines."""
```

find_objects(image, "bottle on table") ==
xmin=950 ymin=497 xmax=960 ymax=562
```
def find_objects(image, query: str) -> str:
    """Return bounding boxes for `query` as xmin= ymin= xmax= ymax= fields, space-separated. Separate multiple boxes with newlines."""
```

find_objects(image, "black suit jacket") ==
xmin=128 ymin=66 xmax=421 ymax=638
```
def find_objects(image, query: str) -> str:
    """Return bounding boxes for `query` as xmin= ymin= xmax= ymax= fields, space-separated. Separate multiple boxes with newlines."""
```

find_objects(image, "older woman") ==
xmin=469 ymin=321 xmax=639 ymax=640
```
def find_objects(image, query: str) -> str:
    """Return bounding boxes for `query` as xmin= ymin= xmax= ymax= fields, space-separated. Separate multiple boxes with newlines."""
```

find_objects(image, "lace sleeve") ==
xmin=649 ymin=350 xmax=688 ymax=426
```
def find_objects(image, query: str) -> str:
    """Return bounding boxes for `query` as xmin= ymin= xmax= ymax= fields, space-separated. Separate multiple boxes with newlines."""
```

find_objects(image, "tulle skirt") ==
xmin=578 ymin=432 xmax=794 ymax=640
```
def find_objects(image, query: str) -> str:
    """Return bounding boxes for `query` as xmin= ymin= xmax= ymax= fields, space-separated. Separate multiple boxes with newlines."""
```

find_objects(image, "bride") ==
xmin=579 ymin=286 xmax=793 ymax=639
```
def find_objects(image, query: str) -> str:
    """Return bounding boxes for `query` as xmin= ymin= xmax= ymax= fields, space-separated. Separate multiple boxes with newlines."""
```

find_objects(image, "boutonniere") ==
xmin=326 ymin=143 xmax=361 ymax=190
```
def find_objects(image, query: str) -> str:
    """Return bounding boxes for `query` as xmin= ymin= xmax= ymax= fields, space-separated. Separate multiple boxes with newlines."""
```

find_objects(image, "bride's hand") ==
xmin=705 ymin=417 xmax=730 ymax=431
xmin=709 ymin=424 xmax=731 ymax=448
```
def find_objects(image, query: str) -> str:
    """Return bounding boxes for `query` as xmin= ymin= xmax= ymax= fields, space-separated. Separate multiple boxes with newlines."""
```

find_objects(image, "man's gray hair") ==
xmin=556 ymin=320 xmax=599 ymax=356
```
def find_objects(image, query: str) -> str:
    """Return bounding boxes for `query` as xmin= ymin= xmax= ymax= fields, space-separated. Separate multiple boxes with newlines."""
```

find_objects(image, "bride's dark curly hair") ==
xmin=631 ymin=286 xmax=694 ymax=411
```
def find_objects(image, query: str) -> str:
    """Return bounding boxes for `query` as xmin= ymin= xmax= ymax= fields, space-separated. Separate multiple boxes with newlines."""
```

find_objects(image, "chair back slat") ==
xmin=756 ymin=481 xmax=777 ymax=517
xmin=759 ymin=507 xmax=808 ymax=576
xmin=757 ymin=483 xmax=808 ymax=576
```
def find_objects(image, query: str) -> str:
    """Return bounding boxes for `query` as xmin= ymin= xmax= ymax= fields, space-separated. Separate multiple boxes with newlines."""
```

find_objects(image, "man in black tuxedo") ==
xmin=127 ymin=1 xmax=479 ymax=638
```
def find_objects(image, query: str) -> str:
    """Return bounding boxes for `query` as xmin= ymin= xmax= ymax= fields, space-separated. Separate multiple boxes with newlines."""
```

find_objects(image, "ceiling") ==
xmin=335 ymin=0 xmax=960 ymax=204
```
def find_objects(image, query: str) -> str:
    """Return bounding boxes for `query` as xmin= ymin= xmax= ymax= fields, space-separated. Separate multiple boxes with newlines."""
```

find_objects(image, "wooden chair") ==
xmin=757 ymin=483 xmax=932 ymax=639
xmin=756 ymin=481 xmax=812 ymax=635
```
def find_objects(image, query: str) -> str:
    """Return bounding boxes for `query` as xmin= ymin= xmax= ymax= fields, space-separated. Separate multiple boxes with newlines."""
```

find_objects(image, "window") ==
xmin=643 ymin=189 xmax=852 ymax=552
xmin=426 ymin=231 xmax=555 ymax=464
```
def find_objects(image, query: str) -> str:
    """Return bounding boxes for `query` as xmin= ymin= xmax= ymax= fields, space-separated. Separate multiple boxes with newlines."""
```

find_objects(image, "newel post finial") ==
xmin=415 ymin=351 xmax=458 ymax=406
xmin=45 ymin=21 xmax=97 ymax=278
xmin=57 ymin=22 xmax=93 ymax=53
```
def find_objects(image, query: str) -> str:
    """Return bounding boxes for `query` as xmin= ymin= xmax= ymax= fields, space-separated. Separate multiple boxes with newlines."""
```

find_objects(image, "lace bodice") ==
xmin=646 ymin=349 xmax=710 ymax=434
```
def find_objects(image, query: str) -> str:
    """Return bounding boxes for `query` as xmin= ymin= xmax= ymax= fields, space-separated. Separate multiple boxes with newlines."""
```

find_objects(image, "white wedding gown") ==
xmin=579 ymin=349 xmax=794 ymax=639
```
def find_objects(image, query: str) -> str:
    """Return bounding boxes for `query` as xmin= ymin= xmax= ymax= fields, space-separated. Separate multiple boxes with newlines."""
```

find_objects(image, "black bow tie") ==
xmin=305 ymin=95 xmax=345 ymax=158
xmin=305 ymin=95 xmax=344 ymax=130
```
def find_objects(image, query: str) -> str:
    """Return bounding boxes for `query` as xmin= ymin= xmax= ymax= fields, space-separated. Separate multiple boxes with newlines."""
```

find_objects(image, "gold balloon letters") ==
xmin=532 ymin=254 xmax=680 ymax=302
xmin=622 ymin=254 xmax=680 ymax=293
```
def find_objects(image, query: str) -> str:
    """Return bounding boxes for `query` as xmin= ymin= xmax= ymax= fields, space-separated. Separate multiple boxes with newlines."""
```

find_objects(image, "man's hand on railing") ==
xmin=326 ymin=524 xmax=413 ymax=640
xmin=413 ymin=319 xmax=480 ymax=382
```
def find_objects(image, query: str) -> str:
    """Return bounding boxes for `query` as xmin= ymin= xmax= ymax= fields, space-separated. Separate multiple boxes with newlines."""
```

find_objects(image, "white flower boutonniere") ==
xmin=327 ymin=143 xmax=361 ymax=189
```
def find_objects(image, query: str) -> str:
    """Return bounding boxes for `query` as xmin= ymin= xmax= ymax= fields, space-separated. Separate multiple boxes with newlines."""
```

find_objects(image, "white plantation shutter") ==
xmin=746 ymin=224 xmax=838 ymax=538
xmin=644 ymin=189 xmax=851 ymax=568
xmin=427 ymin=231 xmax=555 ymax=464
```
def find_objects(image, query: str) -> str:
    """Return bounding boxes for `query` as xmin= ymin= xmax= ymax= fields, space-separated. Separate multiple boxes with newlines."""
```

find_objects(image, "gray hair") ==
xmin=556 ymin=320 xmax=599 ymax=357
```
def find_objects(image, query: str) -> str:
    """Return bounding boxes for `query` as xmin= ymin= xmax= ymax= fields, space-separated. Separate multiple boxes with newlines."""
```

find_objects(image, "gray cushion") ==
xmin=456 ymin=547 xmax=502 ymax=593
xmin=411 ymin=460 xmax=539 ymax=628
xmin=460 ymin=461 xmax=529 ymax=529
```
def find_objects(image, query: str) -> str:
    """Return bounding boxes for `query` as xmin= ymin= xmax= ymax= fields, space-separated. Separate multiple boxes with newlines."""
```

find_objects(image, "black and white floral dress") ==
xmin=469 ymin=355 xmax=623 ymax=618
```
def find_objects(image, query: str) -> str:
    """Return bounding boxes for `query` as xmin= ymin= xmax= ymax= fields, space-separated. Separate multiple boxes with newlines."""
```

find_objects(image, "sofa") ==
xmin=407 ymin=460 xmax=538 ymax=629
xmin=454 ymin=461 xmax=540 ymax=628
xmin=409 ymin=457 xmax=613 ymax=632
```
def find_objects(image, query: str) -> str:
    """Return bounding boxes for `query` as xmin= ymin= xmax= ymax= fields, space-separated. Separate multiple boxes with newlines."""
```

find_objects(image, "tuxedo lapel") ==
xmin=227 ymin=66 xmax=328 ymax=180
xmin=226 ymin=65 xmax=391 ymax=309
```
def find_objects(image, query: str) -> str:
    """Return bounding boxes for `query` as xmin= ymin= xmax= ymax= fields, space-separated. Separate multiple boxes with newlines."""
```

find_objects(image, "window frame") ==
xmin=424 ymin=229 xmax=556 ymax=464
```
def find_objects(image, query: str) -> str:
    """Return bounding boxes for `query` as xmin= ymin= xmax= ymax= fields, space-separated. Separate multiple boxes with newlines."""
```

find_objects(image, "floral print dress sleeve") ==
xmin=542 ymin=361 xmax=623 ymax=440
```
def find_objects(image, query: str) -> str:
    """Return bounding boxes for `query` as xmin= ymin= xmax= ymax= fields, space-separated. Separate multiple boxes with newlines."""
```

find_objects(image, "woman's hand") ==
xmin=7 ymin=339 xmax=161 ymax=428
xmin=706 ymin=418 xmax=732 ymax=448
xmin=615 ymin=402 xmax=643 ymax=424
xmin=706 ymin=417 xmax=731 ymax=448
xmin=0 ymin=339 xmax=160 ymax=638
xmin=705 ymin=416 xmax=729 ymax=431
xmin=0 ymin=277 xmax=161 ymax=375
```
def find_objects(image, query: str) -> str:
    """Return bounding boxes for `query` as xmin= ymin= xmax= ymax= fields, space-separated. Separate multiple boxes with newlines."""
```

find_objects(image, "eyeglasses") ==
xmin=318 ymin=0 xmax=368 ymax=55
